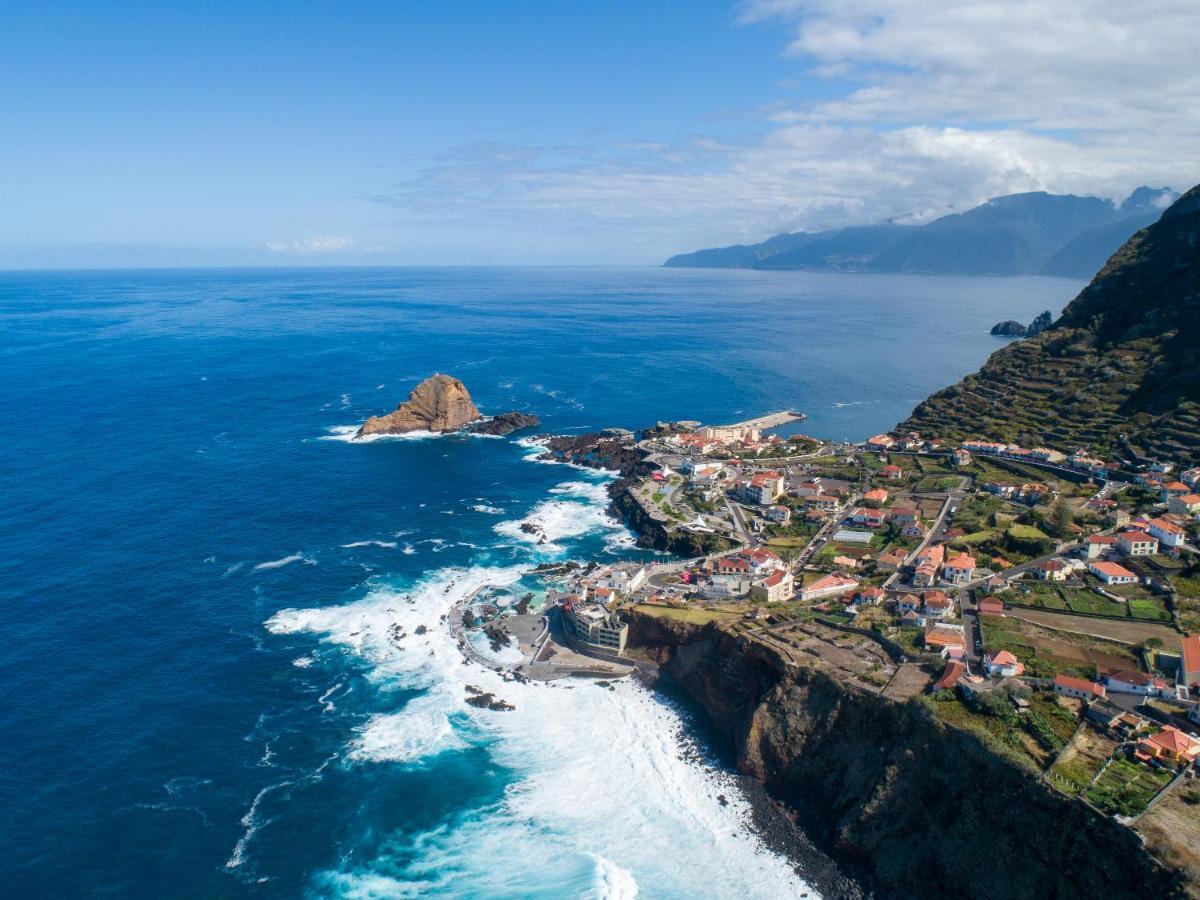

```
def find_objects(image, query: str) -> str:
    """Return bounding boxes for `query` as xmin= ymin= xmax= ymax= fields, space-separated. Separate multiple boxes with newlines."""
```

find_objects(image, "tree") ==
xmin=1054 ymin=498 xmax=1074 ymax=537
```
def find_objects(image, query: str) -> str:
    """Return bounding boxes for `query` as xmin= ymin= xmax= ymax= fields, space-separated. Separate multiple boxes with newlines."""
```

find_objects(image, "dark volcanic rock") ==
xmin=469 ymin=411 xmax=541 ymax=436
xmin=990 ymin=320 xmax=1027 ymax=336
xmin=1026 ymin=309 xmax=1053 ymax=336
xmin=464 ymin=691 xmax=515 ymax=711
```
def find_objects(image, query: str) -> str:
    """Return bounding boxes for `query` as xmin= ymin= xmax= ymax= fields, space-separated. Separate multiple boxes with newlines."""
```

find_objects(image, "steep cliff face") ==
xmin=902 ymin=183 xmax=1200 ymax=464
xmin=627 ymin=612 xmax=1181 ymax=899
xmin=357 ymin=374 xmax=481 ymax=436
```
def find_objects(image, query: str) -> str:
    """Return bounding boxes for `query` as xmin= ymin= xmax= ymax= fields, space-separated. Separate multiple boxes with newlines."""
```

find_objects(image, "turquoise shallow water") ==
xmin=0 ymin=267 xmax=1080 ymax=896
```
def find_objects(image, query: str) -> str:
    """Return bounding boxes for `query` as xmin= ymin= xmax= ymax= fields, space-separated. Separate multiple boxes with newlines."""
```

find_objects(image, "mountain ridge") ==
xmin=666 ymin=187 xmax=1176 ymax=278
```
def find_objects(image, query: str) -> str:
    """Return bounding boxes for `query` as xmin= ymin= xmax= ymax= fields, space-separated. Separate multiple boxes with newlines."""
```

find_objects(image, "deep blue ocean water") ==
xmin=0 ymin=267 xmax=1080 ymax=897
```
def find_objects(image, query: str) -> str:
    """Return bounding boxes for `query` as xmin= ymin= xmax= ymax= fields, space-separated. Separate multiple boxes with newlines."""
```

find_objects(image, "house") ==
xmin=1181 ymin=634 xmax=1200 ymax=687
xmin=1148 ymin=517 xmax=1186 ymax=549
xmin=1085 ymin=533 xmax=1117 ymax=558
xmin=901 ymin=520 xmax=928 ymax=539
xmin=866 ymin=434 xmax=895 ymax=450
xmin=951 ymin=448 xmax=972 ymax=466
xmin=1137 ymin=726 xmax=1200 ymax=766
xmin=876 ymin=548 xmax=907 ymax=572
xmin=880 ymin=464 xmax=903 ymax=480
xmin=863 ymin=488 xmax=889 ymax=505
xmin=688 ymin=465 xmax=723 ymax=487
xmin=1054 ymin=674 xmax=1106 ymax=700
xmin=799 ymin=573 xmax=859 ymax=602
xmin=1160 ymin=481 xmax=1192 ymax=501
xmin=1089 ymin=561 xmax=1138 ymax=585
xmin=924 ymin=623 xmax=966 ymax=652
xmin=832 ymin=555 xmax=860 ymax=570
xmin=942 ymin=552 xmax=976 ymax=585
xmin=985 ymin=650 xmax=1025 ymax=678
xmin=1033 ymin=558 xmax=1071 ymax=581
xmin=912 ymin=543 xmax=945 ymax=587
xmin=922 ymin=590 xmax=955 ymax=620
xmin=791 ymin=480 xmax=826 ymax=498
xmin=1168 ymin=493 xmax=1200 ymax=516
xmin=741 ymin=471 xmax=785 ymax=505
xmin=1104 ymin=669 xmax=1169 ymax=696
xmin=891 ymin=507 xmax=920 ymax=525
xmin=1183 ymin=466 xmax=1200 ymax=488
xmin=933 ymin=659 xmax=965 ymax=691
xmin=978 ymin=596 xmax=1005 ymax=616
xmin=1117 ymin=529 xmax=1159 ymax=557
xmin=849 ymin=507 xmax=887 ymax=528
xmin=765 ymin=504 xmax=791 ymax=525
xmin=804 ymin=495 xmax=839 ymax=513
xmin=751 ymin=569 xmax=795 ymax=603
xmin=856 ymin=585 xmax=885 ymax=606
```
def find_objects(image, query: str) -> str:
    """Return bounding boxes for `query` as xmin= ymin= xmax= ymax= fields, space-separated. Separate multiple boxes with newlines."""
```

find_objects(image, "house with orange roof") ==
xmin=875 ymin=548 xmax=907 ymax=573
xmin=912 ymin=543 xmax=945 ymax=587
xmin=740 ymin=471 xmax=785 ymax=505
xmin=1116 ymin=529 xmax=1159 ymax=556
xmin=863 ymin=488 xmax=888 ymax=505
xmin=1181 ymin=634 xmax=1200 ymax=687
xmin=799 ymin=572 xmax=859 ymax=602
xmin=978 ymin=596 xmax=1005 ymax=617
xmin=1054 ymin=674 xmax=1106 ymax=700
xmin=1137 ymin=726 xmax=1200 ymax=766
xmin=880 ymin=464 xmax=903 ymax=480
xmin=865 ymin=434 xmax=895 ymax=449
xmin=1160 ymin=481 xmax=1192 ymax=501
xmin=890 ymin=507 xmax=919 ymax=524
xmin=942 ymin=552 xmax=976 ymax=585
xmin=1168 ymin=493 xmax=1200 ymax=516
xmin=924 ymin=623 xmax=966 ymax=652
xmin=1148 ymin=517 xmax=1186 ymax=549
xmin=1089 ymin=560 xmax=1138 ymax=585
xmin=1085 ymin=533 xmax=1117 ymax=559
xmin=933 ymin=659 xmax=965 ymax=691
xmin=921 ymin=589 xmax=955 ymax=621
xmin=985 ymin=650 xmax=1025 ymax=678
xmin=849 ymin=507 xmax=886 ymax=528
xmin=1033 ymin=558 xmax=1071 ymax=581
xmin=751 ymin=568 xmax=795 ymax=604
xmin=856 ymin=585 xmax=885 ymax=606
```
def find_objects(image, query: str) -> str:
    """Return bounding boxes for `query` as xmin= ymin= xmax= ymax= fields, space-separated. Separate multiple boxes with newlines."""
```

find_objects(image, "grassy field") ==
xmin=1087 ymin=758 xmax=1174 ymax=817
xmin=981 ymin=614 xmax=1138 ymax=678
xmin=1136 ymin=782 xmax=1200 ymax=893
xmin=1003 ymin=607 xmax=1178 ymax=646
xmin=631 ymin=604 xmax=736 ymax=626
xmin=1048 ymin=726 xmax=1117 ymax=795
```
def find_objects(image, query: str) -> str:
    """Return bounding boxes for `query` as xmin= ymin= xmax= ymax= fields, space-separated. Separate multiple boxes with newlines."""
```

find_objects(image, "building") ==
xmin=563 ymin=602 xmax=629 ymax=655
xmin=1117 ymin=529 xmax=1159 ymax=556
xmin=863 ymin=488 xmax=889 ymax=505
xmin=856 ymin=585 xmax=885 ymax=606
xmin=978 ymin=596 xmax=1005 ymax=616
xmin=1085 ymin=534 xmax=1118 ymax=559
xmin=891 ymin=507 xmax=920 ymax=525
xmin=1104 ymin=669 xmax=1169 ymax=696
xmin=866 ymin=434 xmax=895 ymax=450
xmin=1181 ymin=634 xmax=1200 ymax=687
xmin=1168 ymin=493 xmax=1200 ymax=516
xmin=741 ymin=471 xmax=785 ymax=505
xmin=1160 ymin=481 xmax=1192 ymax=501
xmin=985 ymin=650 xmax=1025 ymax=678
xmin=1148 ymin=517 xmax=1186 ymax=549
xmin=751 ymin=569 xmax=795 ymax=603
xmin=951 ymin=448 xmax=972 ymax=466
xmin=799 ymin=573 xmax=859 ymax=602
xmin=912 ymin=543 xmax=945 ymax=587
xmin=1033 ymin=558 xmax=1071 ymax=581
xmin=1137 ymin=727 xmax=1200 ymax=766
xmin=849 ymin=507 xmax=886 ymax=528
xmin=700 ymin=424 xmax=761 ymax=443
xmin=876 ymin=548 xmax=907 ymax=573
xmin=1089 ymin=561 xmax=1138 ymax=585
xmin=924 ymin=623 xmax=966 ymax=652
xmin=942 ymin=552 xmax=976 ymax=585
xmin=715 ymin=547 xmax=783 ymax=578
xmin=804 ymin=495 xmax=839 ymax=513
xmin=901 ymin=520 xmax=928 ymax=539
xmin=765 ymin=504 xmax=791 ymax=525
xmin=880 ymin=464 xmax=903 ymax=480
xmin=1054 ymin=674 xmax=1106 ymax=701
xmin=933 ymin=659 xmax=965 ymax=691
xmin=922 ymin=590 xmax=955 ymax=620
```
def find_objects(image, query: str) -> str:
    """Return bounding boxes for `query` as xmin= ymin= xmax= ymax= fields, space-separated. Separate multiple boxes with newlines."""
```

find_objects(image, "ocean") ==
xmin=0 ymin=267 xmax=1080 ymax=897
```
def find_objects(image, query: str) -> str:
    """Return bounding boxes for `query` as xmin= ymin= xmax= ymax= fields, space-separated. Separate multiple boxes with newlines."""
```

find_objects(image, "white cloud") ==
xmin=369 ymin=2 xmax=1200 ymax=260
xmin=265 ymin=236 xmax=356 ymax=254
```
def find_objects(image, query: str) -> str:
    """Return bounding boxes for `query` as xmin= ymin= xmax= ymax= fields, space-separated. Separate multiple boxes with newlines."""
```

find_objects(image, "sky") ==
xmin=2 ymin=0 xmax=1199 ymax=267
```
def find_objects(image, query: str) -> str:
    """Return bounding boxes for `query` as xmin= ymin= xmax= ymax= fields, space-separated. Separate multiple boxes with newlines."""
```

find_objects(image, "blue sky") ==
xmin=2 ymin=0 xmax=1198 ymax=266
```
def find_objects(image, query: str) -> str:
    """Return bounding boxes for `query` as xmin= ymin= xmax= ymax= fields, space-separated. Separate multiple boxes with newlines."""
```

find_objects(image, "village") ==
xmin=465 ymin=412 xmax=1200 ymax=860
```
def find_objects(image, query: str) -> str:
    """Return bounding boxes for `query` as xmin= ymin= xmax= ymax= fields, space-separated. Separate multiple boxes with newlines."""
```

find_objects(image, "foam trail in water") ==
xmin=253 ymin=553 xmax=311 ymax=571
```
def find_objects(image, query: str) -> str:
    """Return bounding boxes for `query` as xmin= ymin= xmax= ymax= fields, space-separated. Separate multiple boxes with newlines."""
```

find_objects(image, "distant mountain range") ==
xmin=664 ymin=186 xmax=1178 ymax=278
xmin=901 ymin=183 xmax=1200 ymax=465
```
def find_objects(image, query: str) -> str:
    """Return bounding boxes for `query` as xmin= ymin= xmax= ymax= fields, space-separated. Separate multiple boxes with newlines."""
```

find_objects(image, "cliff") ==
xmin=903 ymin=183 xmax=1200 ymax=465
xmin=627 ymin=611 xmax=1182 ymax=899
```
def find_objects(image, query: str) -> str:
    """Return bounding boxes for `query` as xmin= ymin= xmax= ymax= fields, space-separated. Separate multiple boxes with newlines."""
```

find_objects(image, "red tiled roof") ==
xmin=1091 ymin=561 xmax=1136 ymax=578
xmin=1054 ymin=674 xmax=1104 ymax=697
xmin=934 ymin=660 xmax=965 ymax=690
xmin=989 ymin=650 xmax=1019 ymax=667
xmin=1182 ymin=634 xmax=1200 ymax=676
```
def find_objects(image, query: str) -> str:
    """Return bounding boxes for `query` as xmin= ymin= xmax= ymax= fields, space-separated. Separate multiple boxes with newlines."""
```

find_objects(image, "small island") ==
xmin=356 ymin=373 xmax=540 ymax=438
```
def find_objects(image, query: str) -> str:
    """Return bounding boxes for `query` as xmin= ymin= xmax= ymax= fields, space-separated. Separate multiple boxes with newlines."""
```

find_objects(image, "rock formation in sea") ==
xmin=989 ymin=309 xmax=1053 ymax=338
xmin=356 ymin=374 xmax=539 ymax=438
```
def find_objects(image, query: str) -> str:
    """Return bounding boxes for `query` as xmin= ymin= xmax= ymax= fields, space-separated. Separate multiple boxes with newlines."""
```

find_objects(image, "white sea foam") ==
xmin=493 ymin=480 xmax=621 ymax=554
xmin=349 ymin=692 xmax=467 ymax=763
xmin=341 ymin=540 xmax=399 ymax=549
xmin=401 ymin=544 xmax=416 ymax=555
xmin=292 ymin=655 xmax=314 ymax=668
xmin=253 ymin=553 xmax=311 ymax=571
xmin=470 ymin=504 xmax=504 ymax=515
xmin=319 ymin=425 xmax=444 ymax=443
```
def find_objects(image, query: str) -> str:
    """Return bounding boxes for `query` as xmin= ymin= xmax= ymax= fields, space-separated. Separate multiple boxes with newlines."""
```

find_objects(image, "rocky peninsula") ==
xmin=356 ymin=373 xmax=539 ymax=438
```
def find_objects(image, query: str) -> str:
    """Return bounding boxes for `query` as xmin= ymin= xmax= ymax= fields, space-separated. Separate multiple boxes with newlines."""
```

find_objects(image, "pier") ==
xmin=724 ymin=410 xmax=805 ymax=431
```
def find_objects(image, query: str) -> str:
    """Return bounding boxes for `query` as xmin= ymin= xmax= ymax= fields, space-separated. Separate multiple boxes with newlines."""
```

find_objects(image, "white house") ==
xmin=1116 ymin=529 xmax=1158 ymax=556
xmin=942 ymin=553 xmax=976 ymax=585
xmin=1089 ymin=561 xmax=1138 ymax=585
xmin=1148 ymin=517 xmax=1186 ymax=549
xmin=799 ymin=573 xmax=859 ymax=602
xmin=985 ymin=650 xmax=1025 ymax=678
xmin=1104 ymin=669 xmax=1169 ymax=696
